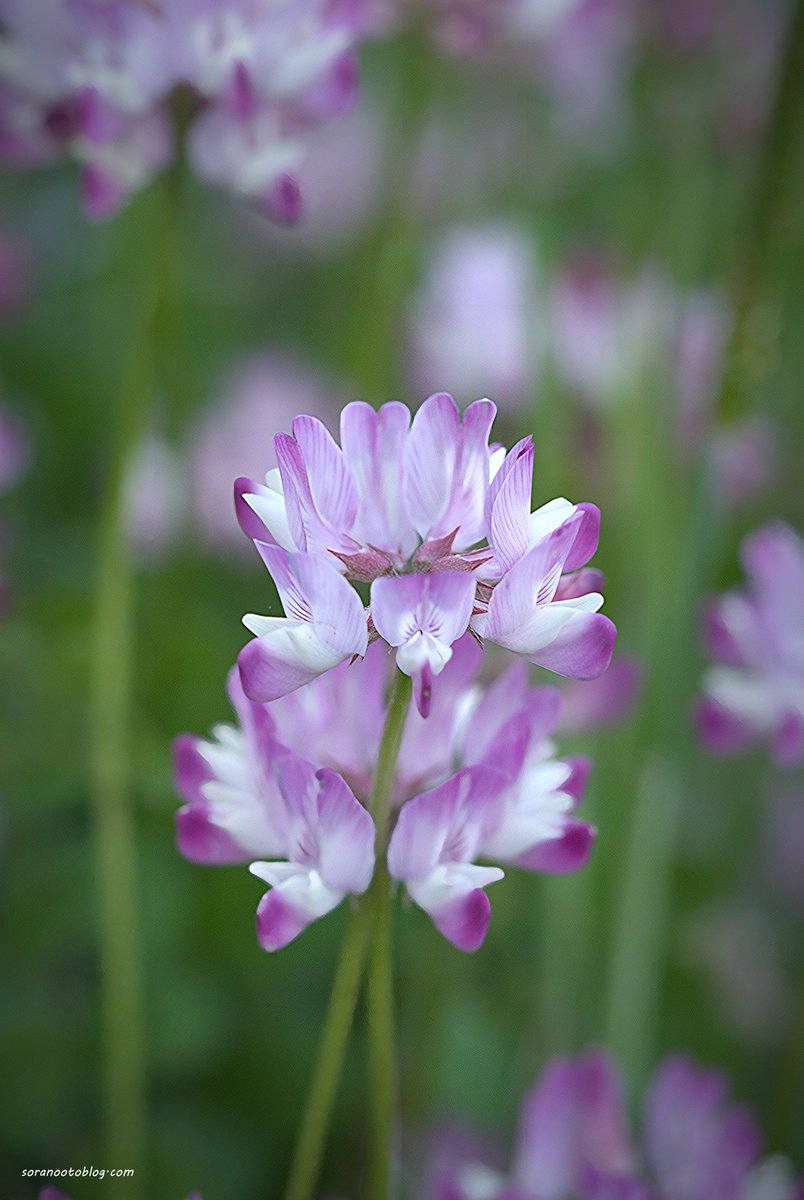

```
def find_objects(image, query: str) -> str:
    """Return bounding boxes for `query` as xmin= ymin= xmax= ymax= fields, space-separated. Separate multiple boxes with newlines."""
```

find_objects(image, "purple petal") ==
xmin=262 ymin=174 xmax=303 ymax=224
xmin=695 ymin=696 xmax=758 ymax=756
xmin=700 ymin=598 xmax=750 ymax=668
xmin=529 ymin=612 xmax=616 ymax=680
xmin=516 ymin=821 xmax=596 ymax=874
xmin=173 ymin=734 xmax=214 ymax=807
xmin=237 ymin=632 xmax=332 ymax=703
xmin=443 ymin=397 xmax=497 ymax=549
xmin=564 ymin=503 xmax=600 ymax=571
xmin=484 ymin=516 xmax=587 ymax=643
xmin=430 ymin=888 xmax=491 ymax=953
xmin=554 ymin=568 xmax=606 ymax=601
xmin=489 ymin=436 xmax=535 ymax=572
xmin=81 ymin=164 xmax=125 ymax=221
xmin=255 ymin=888 xmax=318 ymax=951
xmin=340 ymin=400 xmax=413 ymax=554
xmin=291 ymin=413 xmax=358 ymax=534
xmin=564 ymin=756 xmax=592 ymax=806
xmin=404 ymin=392 xmax=460 ymax=538
xmin=643 ymin=1054 xmax=761 ymax=1197
xmin=234 ymin=475 xmax=273 ymax=542
xmin=485 ymin=435 xmax=533 ymax=533
xmin=315 ymin=768 xmax=375 ymax=894
xmin=175 ymin=803 xmax=251 ymax=866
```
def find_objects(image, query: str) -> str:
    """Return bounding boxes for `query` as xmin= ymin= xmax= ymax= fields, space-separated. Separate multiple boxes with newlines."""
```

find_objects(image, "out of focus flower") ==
xmin=557 ymin=654 xmax=642 ymax=734
xmin=407 ymin=224 xmax=539 ymax=411
xmin=235 ymin=392 xmax=614 ymax=716
xmin=426 ymin=1048 xmax=800 ymax=1199
xmin=0 ymin=0 xmax=371 ymax=219
xmin=189 ymin=352 xmax=338 ymax=554
xmin=420 ymin=0 xmax=633 ymax=143
xmin=696 ymin=522 xmax=804 ymax=767
xmin=123 ymin=431 xmax=185 ymax=562
xmin=175 ymin=635 xmax=594 ymax=950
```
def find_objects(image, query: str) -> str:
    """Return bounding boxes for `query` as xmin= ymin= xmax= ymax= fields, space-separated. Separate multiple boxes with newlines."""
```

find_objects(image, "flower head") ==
xmin=175 ymin=636 xmax=595 ymax=951
xmin=236 ymin=392 xmax=615 ymax=715
xmin=0 ymin=0 xmax=370 ymax=218
xmin=696 ymin=522 xmax=804 ymax=767
xmin=427 ymin=1049 xmax=800 ymax=1200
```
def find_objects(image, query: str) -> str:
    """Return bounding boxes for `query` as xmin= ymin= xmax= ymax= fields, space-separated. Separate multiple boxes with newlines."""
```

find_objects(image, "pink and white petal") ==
xmin=485 ymin=435 xmax=533 ymax=532
xmin=274 ymin=432 xmax=310 ymax=550
xmin=294 ymin=551 xmax=369 ymax=655
xmin=489 ymin=438 xmax=536 ymax=573
xmin=253 ymin=867 xmax=343 ymax=951
xmin=387 ymin=784 xmax=459 ymax=881
xmin=175 ymin=802 xmax=252 ymax=865
xmin=527 ymin=609 xmax=616 ymax=681
xmin=238 ymin=622 xmax=351 ymax=702
xmin=515 ymin=820 xmax=596 ymax=874
xmin=407 ymin=863 xmax=504 ymax=952
xmin=444 ymin=397 xmax=497 ymax=549
xmin=173 ymin=734 xmax=215 ymax=807
xmin=239 ymin=470 xmax=297 ymax=551
xmin=315 ymin=768 xmax=376 ymax=894
xmin=526 ymin=497 xmax=581 ymax=548
xmin=483 ymin=519 xmax=588 ymax=645
xmin=235 ymin=475 xmax=273 ymax=543
xmin=564 ymin=756 xmax=592 ymax=807
xmin=554 ymin=568 xmax=606 ymax=601
xmin=404 ymin=392 xmax=460 ymax=538
xmin=694 ymin=696 xmax=759 ymax=756
xmin=340 ymin=400 xmax=414 ymax=553
xmin=291 ymin=414 xmax=358 ymax=534
xmin=563 ymin=503 xmax=600 ymax=571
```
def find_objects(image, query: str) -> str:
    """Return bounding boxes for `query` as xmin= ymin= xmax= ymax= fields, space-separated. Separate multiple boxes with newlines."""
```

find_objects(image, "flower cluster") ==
xmin=235 ymin=392 xmax=615 ymax=718
xmin=0 ymin=0 xmax=368 ymax=219
xmin=175 ymin=635 xmax=594 ymax=952
xmin=426 ymin=1048 xmax=802 ymax=1200
xmin=696 ymin=522 xmax=804 ymax=768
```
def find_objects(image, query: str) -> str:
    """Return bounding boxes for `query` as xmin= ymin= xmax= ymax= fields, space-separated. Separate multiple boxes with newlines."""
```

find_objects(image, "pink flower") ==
xmin=407 ymin=224 xmax=540 ymax=411
xmin=236 ymin=393 xmax=615 ymax=715
xmin=175 ymin=669 xmax=374 ymax=950
xmin=696 ymin=522 xmax=804 ymax=767
xmin=175 ymin=636 xmax=595 ymax=951
xmin=426 ymin=1049 xmax=797 ymax=1199
xmin=0 ymin=0 xmax=371 ymax=219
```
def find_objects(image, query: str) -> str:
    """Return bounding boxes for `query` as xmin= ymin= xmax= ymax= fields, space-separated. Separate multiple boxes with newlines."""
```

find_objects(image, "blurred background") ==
xmin=1 ymin=1 xmax=803 ymax=1197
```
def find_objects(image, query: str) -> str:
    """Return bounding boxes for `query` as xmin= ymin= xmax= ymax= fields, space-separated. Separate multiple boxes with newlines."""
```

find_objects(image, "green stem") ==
xmin=282 ymin=902 xmax=375 ymax=1200
xmin=282 ymin=670 xmax=412 ymax=1200
xmin=89 ymin=177 xmax=180 ymax=1199
xmin=719 ymin=0 xmax=804 ymax=420
xmin=366 ymin=670 xmax=412 ymax=1200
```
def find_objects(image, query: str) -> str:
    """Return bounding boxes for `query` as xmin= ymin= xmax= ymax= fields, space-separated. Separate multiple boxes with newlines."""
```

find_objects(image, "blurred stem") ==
xmin=283 ymin=670 xmax=411 ymax=1200
xmin=89 ymin=174 xmax=180 ymax=1199
xmin=719 ymin=0 xmax=804 ymax=420
xmin=366 ymin=670 xmax=412 ymax=1200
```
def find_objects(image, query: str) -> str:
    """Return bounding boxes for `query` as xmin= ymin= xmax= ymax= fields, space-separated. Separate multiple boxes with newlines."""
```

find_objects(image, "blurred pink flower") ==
xmin=426 ymin=1048 xmax=799 ymax=1199
xmin=175 ymin=635 xmax=594 ymax=951
xmin=0 ymin=0 xmax=373 ymax=219
xmin=407 ymin=224 xmax=540 ymax=411
xmin=557 ymin=654 xmax=642 ymax=734
xmin=188 ymin=352 xmax=339 ymax=554
xmin=697 ymin=522 xmax=804 ymax=767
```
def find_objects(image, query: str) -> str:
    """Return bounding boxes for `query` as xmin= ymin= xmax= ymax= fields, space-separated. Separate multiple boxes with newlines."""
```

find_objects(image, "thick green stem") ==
xmin=89 ymin=178 xmax=179 ymax=1199
xmin=282 ymin=670 xmax=412 ymax=1200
